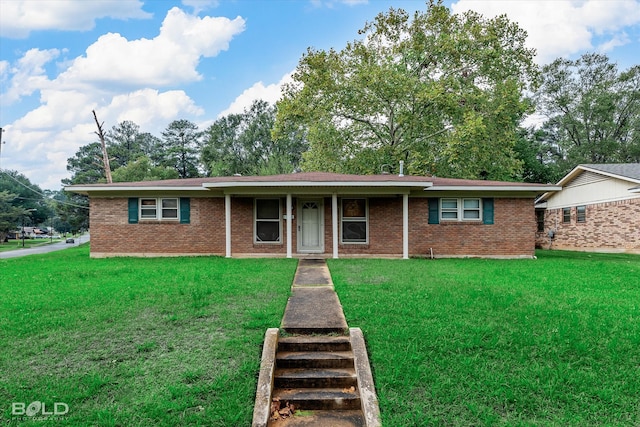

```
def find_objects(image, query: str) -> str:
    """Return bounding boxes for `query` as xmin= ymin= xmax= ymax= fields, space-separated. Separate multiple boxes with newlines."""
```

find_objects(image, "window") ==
xmin=576 ymin=205 xmax=586 ymax=223
xmin=129 ymin=198 xmax=189 ymax=224
xmin=255 ymin=199 xmax=281 ymax=243
xmin=441 ymin=199 xmax=459 ymax=220
xmin=341 ymin=198 xmax=367 ymax=243
xmin=162 ymin=199 xmax=178 ymax=219
xmin=140 ymin=198 xmax=158 ymax=219
xmin=536 ymin=210 xmax=545 ymax=232
xmin=139 ymin=198 xmax=179 ymax=220
xmin=562 ymin=207 xmax=571 ymax=223
xmin=440 ymin=198 xmax=482 ymax=221
xmin=463 ymin=199 xmax=481 ymax=219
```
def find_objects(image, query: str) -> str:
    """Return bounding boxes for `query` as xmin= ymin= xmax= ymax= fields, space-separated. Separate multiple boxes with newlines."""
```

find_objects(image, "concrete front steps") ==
xmin=269 ymin=335 xmax=365 ymax=426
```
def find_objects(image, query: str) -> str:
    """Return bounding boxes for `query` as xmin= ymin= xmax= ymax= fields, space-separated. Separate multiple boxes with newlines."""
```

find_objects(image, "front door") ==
xmin=298 ymin=199 xmax=324 ymax=253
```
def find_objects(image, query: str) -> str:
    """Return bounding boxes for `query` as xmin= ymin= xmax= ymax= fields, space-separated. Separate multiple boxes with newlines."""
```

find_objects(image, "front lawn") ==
xmin=0 ymin=246 xmax=296 ymax=426
xmin=329 ymin=251 xmax=640 ymax=426
xmin=3 ymin=247 xmax=638 ymax=426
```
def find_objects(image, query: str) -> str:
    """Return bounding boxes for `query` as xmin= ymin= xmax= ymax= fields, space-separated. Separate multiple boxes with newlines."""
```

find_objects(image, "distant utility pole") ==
xmin=92 ymin=110 xmax=113 ymax=183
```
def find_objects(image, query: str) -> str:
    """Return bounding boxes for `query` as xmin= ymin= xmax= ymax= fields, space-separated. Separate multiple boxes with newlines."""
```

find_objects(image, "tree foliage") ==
xmin=536 ymin=53 xmax=640 ymax=168
xmin=159 ymin=120 xmax=203 ymax=178
xmin=202 ymin=100 xmax=307 ymax=176
xmin=111 ymin=156 xmax=179 ymax=182
xmin=274 ymin=0 xmax=538 ymax=179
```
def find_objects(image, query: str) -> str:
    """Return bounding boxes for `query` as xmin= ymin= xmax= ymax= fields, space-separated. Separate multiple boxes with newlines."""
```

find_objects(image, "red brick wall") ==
xmin=338 ymin=197 xmax=404 ymax=255
xmin=89 ymin=196 xmax=537 ymax=258
xmin=409 ymin=198 xmax=536 ymax=258
xmin=536 ymin=198 xmax=640 ymax=253
xmin=90 ymin=197 xmax=225 ymax=256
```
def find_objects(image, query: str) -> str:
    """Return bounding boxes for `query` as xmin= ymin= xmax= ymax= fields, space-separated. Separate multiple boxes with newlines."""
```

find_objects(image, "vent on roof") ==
xmin=566 ymin=171 xmax=606 ymax=188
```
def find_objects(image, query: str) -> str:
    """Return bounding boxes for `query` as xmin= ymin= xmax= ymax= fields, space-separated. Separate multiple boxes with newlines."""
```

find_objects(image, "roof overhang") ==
xmin=424 ymin=185 xmax=560 ymax=192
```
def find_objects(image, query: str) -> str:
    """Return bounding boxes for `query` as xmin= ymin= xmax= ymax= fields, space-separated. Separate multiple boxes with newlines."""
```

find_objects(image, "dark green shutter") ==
xmin=179 ymin=198 xmax=190 ymax=224
xmin=428 ymin=198 xmax=439 ymax=224
xmin=128 ymin=198 xmax=138 ymax=224
xmin=482 ymin=198 xmax=494 ymax=225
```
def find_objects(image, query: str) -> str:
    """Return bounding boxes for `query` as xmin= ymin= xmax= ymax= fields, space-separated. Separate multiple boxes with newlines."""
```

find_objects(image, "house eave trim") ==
xmin=426 ymin=185 xmax=561 ymax=192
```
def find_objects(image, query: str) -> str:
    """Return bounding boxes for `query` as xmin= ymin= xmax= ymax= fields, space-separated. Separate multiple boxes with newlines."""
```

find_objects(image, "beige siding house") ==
xmin=536 ymin=164 xmax=640 ymax=254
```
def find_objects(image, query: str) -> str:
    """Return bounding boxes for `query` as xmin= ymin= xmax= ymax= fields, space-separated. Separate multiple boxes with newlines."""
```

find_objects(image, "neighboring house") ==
xmin=65 ymin=172 xmax=558 ymax=259
xmin=536 ymin=164 xmax=640 ymax=254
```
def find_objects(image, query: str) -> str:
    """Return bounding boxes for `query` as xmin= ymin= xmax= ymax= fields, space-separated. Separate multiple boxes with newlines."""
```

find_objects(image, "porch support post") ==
xmin=286 ymin=193 xmax=292 ymax=258
xmin=332 ymin=193 xmax=338 ymax=259
xmin=403 ymin=193 xmax=409 ymax=259
xmin=225 ymin=194 xmax=231 ymax=258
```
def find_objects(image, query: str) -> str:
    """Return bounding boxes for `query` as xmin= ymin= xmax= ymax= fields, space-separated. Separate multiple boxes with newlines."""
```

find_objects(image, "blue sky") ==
xmin=1 ymin=0 xmax=639 ymax=190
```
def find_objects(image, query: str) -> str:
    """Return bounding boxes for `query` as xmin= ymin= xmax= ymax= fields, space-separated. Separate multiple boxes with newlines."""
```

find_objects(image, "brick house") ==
xmin=65 ymin=172 xmax=557 ymax=259
xmin=535 ymin=164 xmax=640 ymax=254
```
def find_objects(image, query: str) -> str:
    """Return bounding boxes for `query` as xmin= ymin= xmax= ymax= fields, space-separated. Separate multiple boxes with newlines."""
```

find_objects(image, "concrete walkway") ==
xmin=281 ymin=259 xmax=348 ymax=334
xmin=0 ymin=235 xmax=90 ymax=259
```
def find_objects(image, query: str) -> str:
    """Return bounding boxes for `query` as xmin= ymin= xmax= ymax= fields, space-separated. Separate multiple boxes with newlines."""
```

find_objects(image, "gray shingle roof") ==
xmin=582 ymin=163 xmax=640 ymax=181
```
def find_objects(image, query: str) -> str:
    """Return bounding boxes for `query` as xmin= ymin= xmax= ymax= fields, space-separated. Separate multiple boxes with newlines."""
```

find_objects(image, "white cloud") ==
xmin=57 ymin=8 xmax=245 ymax=88
xmin=182 ymin=0 xmax=219 ymax=14
xmin=1 ymin=7 xmax=246 ymax=189
xmin=310 ymin=0 xmax=368 ymax=7
xmin=2 ymin=48 xmax=60 ymax=105
xmin=0 ymin=0 xmax=152 ymax=39
xmin=107 ymin=89 xmax=204 ymax=132
xmin=218 ymin=72 xmax=294 ymax=118
xmin=451 ymin=0 xmax=640 ymax=64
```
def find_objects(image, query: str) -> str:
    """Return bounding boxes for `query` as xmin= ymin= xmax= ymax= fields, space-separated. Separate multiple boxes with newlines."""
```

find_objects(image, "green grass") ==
xmin=329 ymin=251 xmax=640 ymax=426
xmin=3 ymin=247 xmax=639 ymax=426
xmin=0 ymin=245 xmax=297 ymax=426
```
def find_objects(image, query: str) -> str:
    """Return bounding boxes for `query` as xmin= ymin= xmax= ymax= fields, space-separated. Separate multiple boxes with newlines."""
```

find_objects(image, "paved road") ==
xmin=0 ymin=235 xmax=90 ymax=259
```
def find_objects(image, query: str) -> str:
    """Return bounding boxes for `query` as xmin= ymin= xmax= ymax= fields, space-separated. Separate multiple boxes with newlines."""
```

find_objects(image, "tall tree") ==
xmin=159 ymin=120 xmax=203 ymax=178
xmin=0 ymin=191 xmax=24 ymax=243
xmin=274 ymin=0 xmax=538 ymax=179
xmin=106 ymin=121 xmax=148 ymax=169
xmin=0 ymin=170 xmax=52 ymax=225
xmin=536 ymin=53 xmax=640 ymax=168
xmin=202 ymin=100 xmax=307 ymax=176
xmin=64 ymin=142 xmax=106 ymax=185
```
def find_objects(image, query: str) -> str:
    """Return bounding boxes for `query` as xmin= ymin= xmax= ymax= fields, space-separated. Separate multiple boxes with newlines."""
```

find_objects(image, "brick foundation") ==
xmin=536 ymin=198 xmax=640 ymax=254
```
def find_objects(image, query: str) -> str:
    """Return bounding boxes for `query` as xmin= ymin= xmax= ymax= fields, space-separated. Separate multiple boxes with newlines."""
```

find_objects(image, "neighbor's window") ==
xmin=576 ymin=205 xmax=586 ymax=223
xmin=441 ymin=198 xmax=482 ymax=221
xmin=255 ymin=199 xmax=281 ymax=243
xmin=536 ymin=210 xmax=545 ymax=232
xmin=140 ymin=198 xmax=179 ymax=220
xmin=562 ymin=207 xmax=571 ymax=223
xmin=140 ymin=198 xmax=158 ymax=219
xmin=341 ymin=198 xmax=368 ymax=243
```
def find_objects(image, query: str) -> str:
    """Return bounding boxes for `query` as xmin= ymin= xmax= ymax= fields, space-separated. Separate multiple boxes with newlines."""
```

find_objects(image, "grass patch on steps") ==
xmin=329 ymin=250 xmax=640 ymax=426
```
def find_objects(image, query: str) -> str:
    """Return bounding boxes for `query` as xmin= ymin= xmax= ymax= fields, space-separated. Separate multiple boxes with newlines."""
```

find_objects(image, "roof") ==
xmin=537 ymin=163 xmax=640 ymax=202
xmin=580 ymin=163 xmax=640 ymax=181
xmin=65 ymin=172 xmax=558 ymax=194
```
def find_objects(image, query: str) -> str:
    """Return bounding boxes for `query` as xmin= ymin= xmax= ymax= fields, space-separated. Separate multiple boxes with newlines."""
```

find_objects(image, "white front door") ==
xmin=298 ymin=199 xmax=324 ymax=253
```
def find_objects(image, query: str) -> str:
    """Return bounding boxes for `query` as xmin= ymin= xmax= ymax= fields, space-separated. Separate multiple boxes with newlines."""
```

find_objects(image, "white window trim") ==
xmin=254 ymin=198 xmax=282 ymax=244
xmin=440 ymin=198 xmax=482 ymax=222
xmin=139 ymin=197 xmax=180 ymax=221
xmin=340 ymin=198 xmax=369 ymax=244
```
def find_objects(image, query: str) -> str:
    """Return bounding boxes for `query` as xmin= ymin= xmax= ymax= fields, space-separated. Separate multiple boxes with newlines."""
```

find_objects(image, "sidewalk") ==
xmin=280 ymin=258 xmax=348 ymax=334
